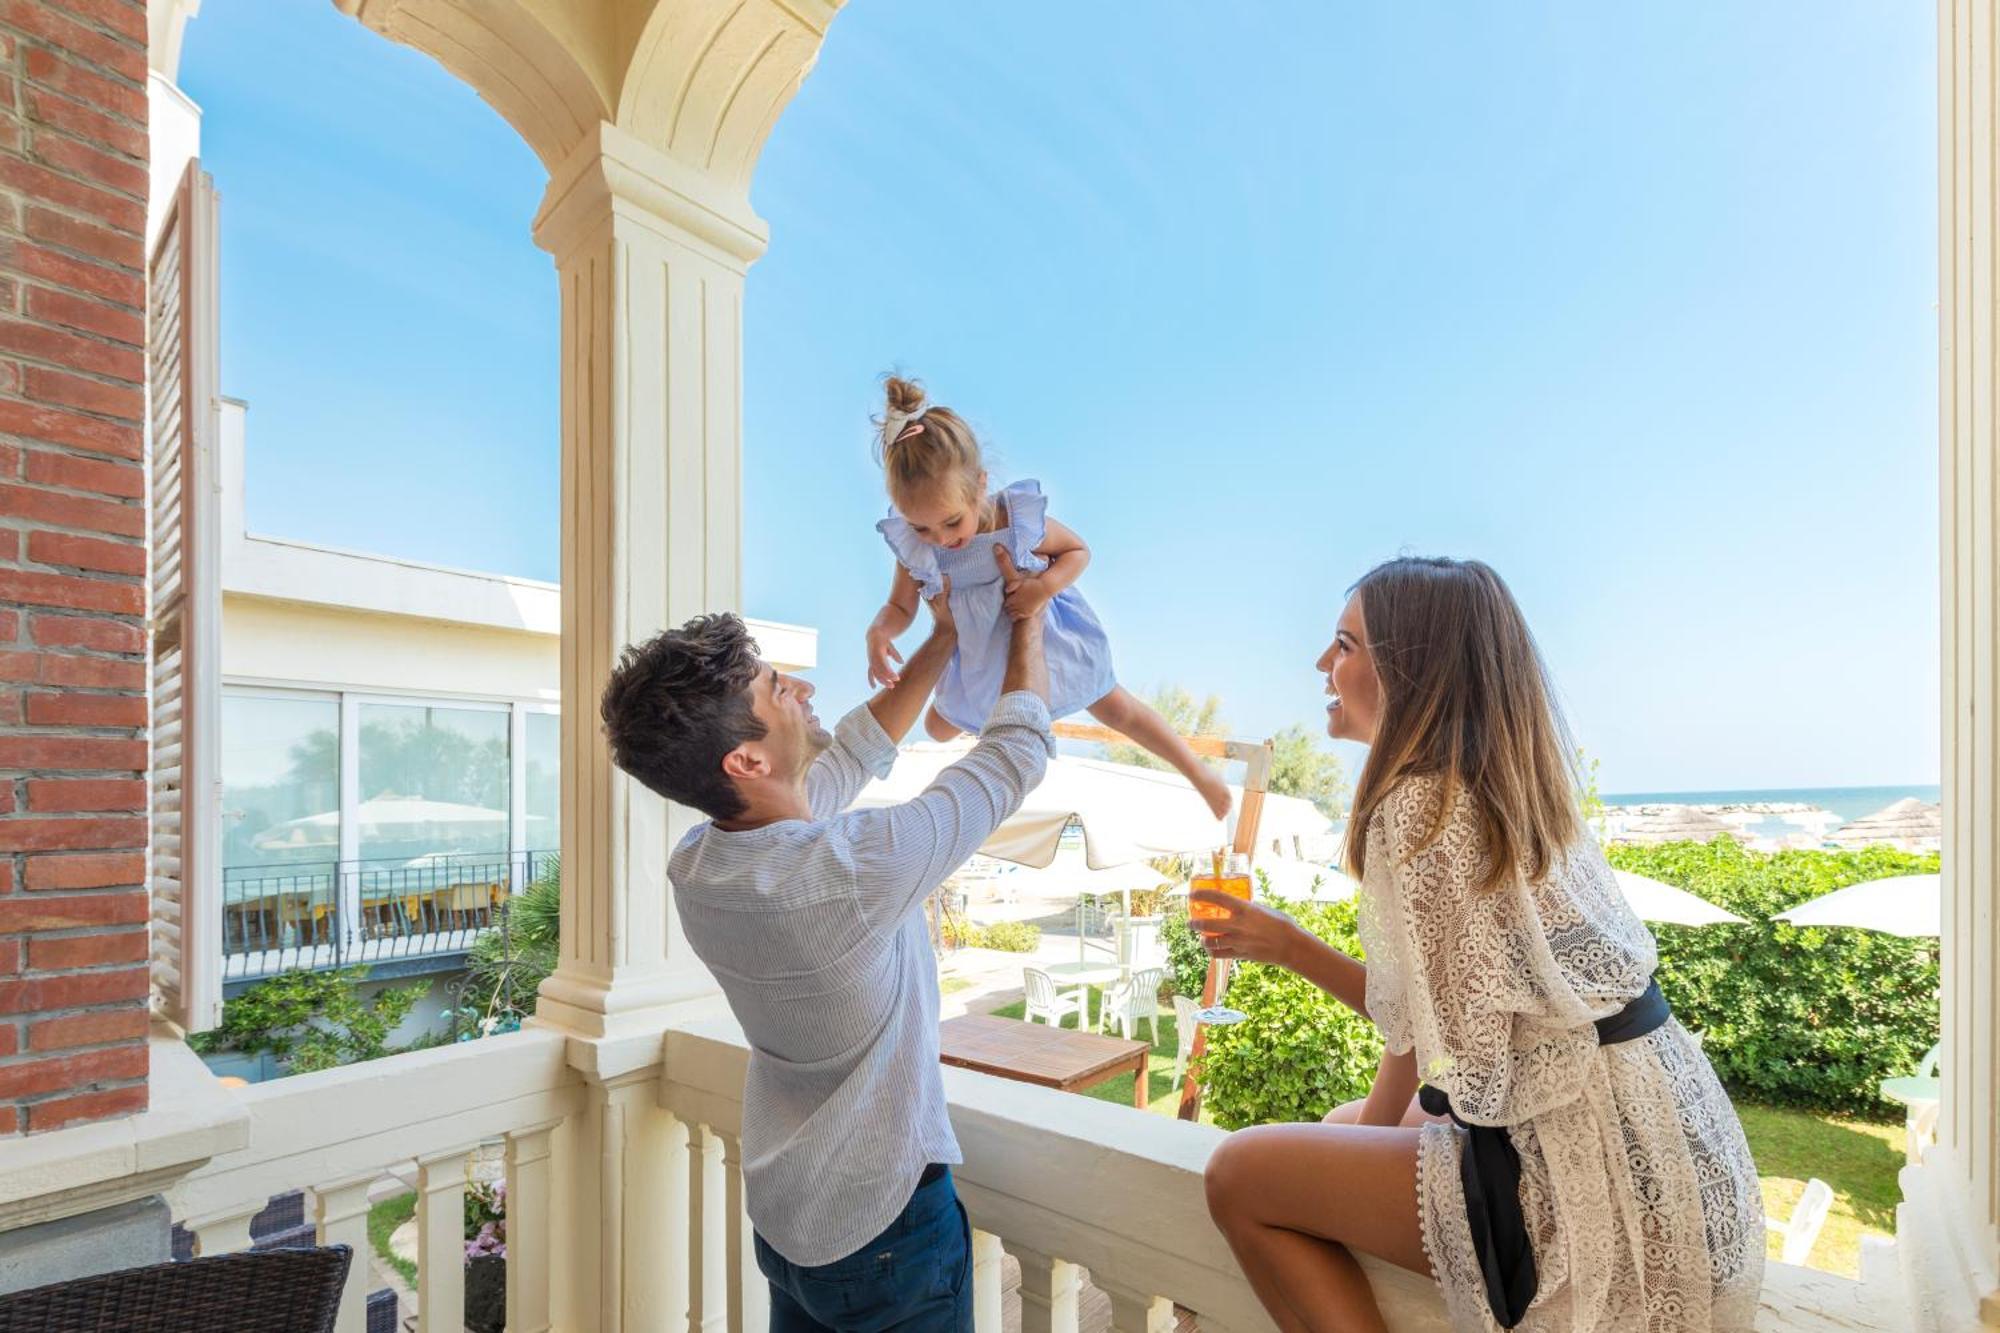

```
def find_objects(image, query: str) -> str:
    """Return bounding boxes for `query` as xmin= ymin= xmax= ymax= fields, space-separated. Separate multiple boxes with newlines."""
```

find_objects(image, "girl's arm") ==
xmin=1003 ymin=516 xmax=1090 ymax=620
xmin=865 ymin=563 xmax=922 ymax=687
xmin=1357 ymin=1046 xmax=1420 ymax=1127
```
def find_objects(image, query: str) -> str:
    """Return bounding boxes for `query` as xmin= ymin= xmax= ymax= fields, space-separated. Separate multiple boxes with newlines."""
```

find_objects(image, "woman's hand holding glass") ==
xmin=1186 ymin=890 xmax=1307 ymax=967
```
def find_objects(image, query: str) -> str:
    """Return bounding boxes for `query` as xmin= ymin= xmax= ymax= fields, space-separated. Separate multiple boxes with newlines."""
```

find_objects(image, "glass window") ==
xmin=525 ymin=710 xmax=559 ymax=855
xmin=356 ymin=702 xmax=511 ymax=865
xmin=221 ymin=693 xmax=339 ymax=877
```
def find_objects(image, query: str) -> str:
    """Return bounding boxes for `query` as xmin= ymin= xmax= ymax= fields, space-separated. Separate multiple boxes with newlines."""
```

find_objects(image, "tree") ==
xmin=1099 ymin=685 xmax=1227 ymax=771
xmin=1267 ymin=723 xmax=1349 ymax=819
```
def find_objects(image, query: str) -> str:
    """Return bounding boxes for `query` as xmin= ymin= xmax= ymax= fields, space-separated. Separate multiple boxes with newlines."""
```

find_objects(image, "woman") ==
xmin=1194 ymin=557 xmax=1763 ymax=1332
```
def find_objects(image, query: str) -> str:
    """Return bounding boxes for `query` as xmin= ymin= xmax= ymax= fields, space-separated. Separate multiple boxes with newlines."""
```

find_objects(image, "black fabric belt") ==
xmin=1417 ymin=978 xmax=1671 ymax=1329
xmin=918 ymin=1162 xmax=949 ymax=1187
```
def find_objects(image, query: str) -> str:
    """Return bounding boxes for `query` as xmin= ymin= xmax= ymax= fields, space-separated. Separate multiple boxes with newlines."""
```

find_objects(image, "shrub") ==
xmin=942 ymin=919 xmax=1042 ymax=952
xmin=1607 ymin=839 xmax=1940 ymax=1118
xmin=191 ymin=967 xmax=430 ymax=1075
xmin=460 ymin=858 xmax=561 ymax=1032
xmin=1180 ymin=897 xmax=1385 ymax=1130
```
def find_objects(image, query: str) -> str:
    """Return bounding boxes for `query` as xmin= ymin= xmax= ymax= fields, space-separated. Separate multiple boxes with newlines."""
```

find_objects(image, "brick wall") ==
xmin=0 ymin=0 xmax=152 ymax=1135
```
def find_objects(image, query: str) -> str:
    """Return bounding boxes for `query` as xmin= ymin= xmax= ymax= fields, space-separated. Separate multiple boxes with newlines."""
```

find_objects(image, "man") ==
xmin=598 ymin=554 xmax=1051 ymax=1333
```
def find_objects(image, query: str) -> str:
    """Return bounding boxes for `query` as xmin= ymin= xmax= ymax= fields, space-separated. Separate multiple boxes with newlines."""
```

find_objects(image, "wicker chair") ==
xmin=0 ymin=1245 xmax=351 ymax=1333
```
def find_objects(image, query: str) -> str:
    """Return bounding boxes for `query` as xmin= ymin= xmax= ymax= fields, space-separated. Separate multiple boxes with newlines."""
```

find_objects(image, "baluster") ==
xmin=719 ymin=1130 xmax=765 ymax=1333
xmin=507 ymin=1120 xmax=561 ymax=1333
xmin=689 ymin=1124 xmax=728 ymax=1333
xmin=314 ymin=1175 xmax=375 ymax=1333
xmin=187 ymin=1207 xmax=255 ymax=1257
xmin=971 ymin=1230 xmax=1005 ymax=1333
xmin=1101 ymin=1283 xmax=1175 ymax=1333
xmin=418 ymin=1147 xmax=472 ymax=1333
xmin=1013 ymin=1246 xmax=1082 ymax=1333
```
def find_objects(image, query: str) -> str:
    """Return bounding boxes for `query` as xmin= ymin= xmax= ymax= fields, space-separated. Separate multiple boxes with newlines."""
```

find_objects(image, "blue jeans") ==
xmin=753 ymin=1167 xmax=972 ymax=1333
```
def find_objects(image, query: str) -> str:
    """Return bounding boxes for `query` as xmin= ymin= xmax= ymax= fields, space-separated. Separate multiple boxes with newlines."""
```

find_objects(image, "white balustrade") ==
xmin=418 ymin=1146 xmax=474 ymax=1333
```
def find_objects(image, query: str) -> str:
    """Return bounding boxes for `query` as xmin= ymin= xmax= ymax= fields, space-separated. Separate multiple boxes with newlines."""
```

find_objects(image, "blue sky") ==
xmin=180 ymin=2 xmax=1938 ymax=794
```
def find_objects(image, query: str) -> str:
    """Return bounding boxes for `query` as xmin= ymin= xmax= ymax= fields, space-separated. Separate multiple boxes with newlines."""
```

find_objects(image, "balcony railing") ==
xmin=220 ymin=849 xmax=558 ymax=979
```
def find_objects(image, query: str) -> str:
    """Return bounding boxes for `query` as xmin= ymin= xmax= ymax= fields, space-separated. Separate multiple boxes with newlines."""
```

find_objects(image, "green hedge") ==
xmin=1606 ymin=839 xmax=1940 ymax=1119
xmin=1163 ymin=898 xmax=1384 ymax=1130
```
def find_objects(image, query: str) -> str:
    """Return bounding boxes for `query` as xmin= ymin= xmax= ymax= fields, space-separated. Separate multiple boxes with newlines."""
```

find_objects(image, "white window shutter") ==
xmin=147 ymin=160 xmax=223 ymax=1035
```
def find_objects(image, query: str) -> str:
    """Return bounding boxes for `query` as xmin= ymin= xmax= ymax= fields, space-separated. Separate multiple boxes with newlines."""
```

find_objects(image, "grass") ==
xmin=980 ymin=1003 xmax=1909 ymax=1279
xmin=1736 ymin=1102 xmax=1905 ymax=1279
xmin=368 ymin=1191 xmax=418 ymax=1288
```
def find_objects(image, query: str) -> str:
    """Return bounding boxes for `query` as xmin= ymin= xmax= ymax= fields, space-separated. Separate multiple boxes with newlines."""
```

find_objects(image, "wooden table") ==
xmin=939 ymin=1014 xmax=1151 ymax=1109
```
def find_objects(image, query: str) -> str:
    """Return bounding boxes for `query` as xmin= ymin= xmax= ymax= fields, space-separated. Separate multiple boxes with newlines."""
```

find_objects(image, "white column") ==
xmin=1013 ymin=1246 xmax=1082 ymax=1333
xmin=971 ymin=1230 xmax=1006 ymax=1333
xmin=313 ymin=1175 xmax=376 ymax=1333
xmin=690 ymin=1124 xmax=729 ymax=1333
xmin=530 ymin=120 xmax=766 ymax=1043
xmin=417 ymin=1149 xmax=471 ymax=1333
xmin=507 ymin=1120 xmax=562 ymax=1333
xmin=720 ymin=1130 xmax=766 ymax=1333
xmin=1102 ymin=1285 xmax=1175 ymax=1333
xmin=188 ymin=1208 xmax=254 ymax=1257
xmin=1906 ymin=3 xmax=2000 ymax=1327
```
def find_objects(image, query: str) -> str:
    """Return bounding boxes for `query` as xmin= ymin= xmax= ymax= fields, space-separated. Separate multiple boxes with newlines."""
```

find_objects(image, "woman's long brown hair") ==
xmin=1342 ymin=557 xmax=1581 ymax=892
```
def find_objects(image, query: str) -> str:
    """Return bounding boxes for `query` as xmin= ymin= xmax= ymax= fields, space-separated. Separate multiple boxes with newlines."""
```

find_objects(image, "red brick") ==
xmin=0 ymin=568 xmax=141 ymax=615
xmin=22 ymin=851 xmax=141 ymax=890
xmin=27 ymin=1004 xmax=145 ymax=1049
xmin=23 ymin=692 xmax=142 ymax=727
xmin=22 ymin=207 xmax=137 ymax=274
xmin=0 ymin=653 xmax=37 ymax=683
xmin=26 ymin=529 xmax=141 ymax=576
xmin=22 ymin=89 xmax=145 ymax=161
xmin=36 ymin=653 xmax=142 ymax=690
xmin=0 ymin=153 xmax=142 ymax=234
xmin=0 ymin=319 xmax=140 ymax=384
xmin=0 ymin=530 xmax=14 ymax=562
xmin=2 ymin=3 xmax=147 ymax=84
xmin=0 ymin=891 xmax=144 ymax=933
xmin=26 ymin=933 xmax=146 ymax=977
xmin=0 ymin=239 xmax=143 ymax=312
xmin=18 ymin=289 xmax=141 ymax=351
xmin=42 ymin=0 xmax=147 ymax=45
xmin=0 ymin=1030 xmax=15 ymax=1060
xmin=0 ymin=441 xmax=17 ymax=477
xmin=28 ymin=1082 xmax=145 ymax=1132
xmin=0 ymin=735 xmax=145 ymax=771
xmin=20 ymin=50 xmax=142 ymax=125
xmin=33 ymin=132 xmax=145 ymax=201
xmin=0 ymin=941 xmax=17 ymax=974
xmin=21 ymin=367 xmax=140 ymax=424
xmin=0 ymin=398 xmax=137 ymax=459
xmin=0 ymin=484 xmax=143 ymax=538
xmin=0 ymin=1045 xmax=146 ymax=1099
xmin=24 ymin=779 xmax=142 ymax=812
xmin=0 ymin=1106 xmax=19 ymax=1135
xmin=0 ymin=695 xmax=19 ymax=727
xmin=0 ymin=818 xmax=146 ymax=853
xmin=0 ymin=969 xmax=144 ymax=1018
xmin=0 ymin=864 xmax=10 ymax=895
xmin=21 ymin=447 xmax=141 ymax=497
xmin=27 ymin=613 xmax=139 ymax=653
xmin=0 ymin=785 xmax=13 ymax=814
xmin=0 ymin=611 xmax=17 ymax=640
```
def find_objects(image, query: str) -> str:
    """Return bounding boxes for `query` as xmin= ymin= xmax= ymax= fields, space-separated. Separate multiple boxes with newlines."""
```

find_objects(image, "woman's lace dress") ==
xmin=1355 ymin=776 xmax=1765 ymax=1331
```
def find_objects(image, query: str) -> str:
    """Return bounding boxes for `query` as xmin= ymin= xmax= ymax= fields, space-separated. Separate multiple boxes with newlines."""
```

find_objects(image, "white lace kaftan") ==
xmin=1356 ymin=776 xmax=1765 ymax=1332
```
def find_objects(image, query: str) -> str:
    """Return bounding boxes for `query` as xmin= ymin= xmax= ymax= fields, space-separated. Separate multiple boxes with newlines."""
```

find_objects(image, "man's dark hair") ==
xmin=600 ymin=614 xmax=767 ymax=820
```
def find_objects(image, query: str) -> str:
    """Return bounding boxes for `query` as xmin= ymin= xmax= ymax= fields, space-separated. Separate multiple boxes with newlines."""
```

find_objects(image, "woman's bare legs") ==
xmin=923 ymin=704 xmax=962 ymax=742
xmin=1204 ymin=1123 xmax=1429 ymax=1333
xmin=1088 ymin=687 xmax=1233 ymax=820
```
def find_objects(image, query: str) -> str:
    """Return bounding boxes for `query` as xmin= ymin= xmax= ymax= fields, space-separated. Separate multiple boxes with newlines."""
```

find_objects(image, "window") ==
xmin=526 ymin=710 xmax=559 ymax=852
xmin=356 ymin=701 xmax=511 ymax=863
xmin=221 ymin=693 xmax=339 ymax=877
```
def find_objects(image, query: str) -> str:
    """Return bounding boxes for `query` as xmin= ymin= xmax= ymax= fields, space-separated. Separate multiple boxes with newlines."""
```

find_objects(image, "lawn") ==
xmin=982 ymin=1000 xmax=1905 ymax=1278
xmin=368 ymin=1191 xmax=418 ymax=1287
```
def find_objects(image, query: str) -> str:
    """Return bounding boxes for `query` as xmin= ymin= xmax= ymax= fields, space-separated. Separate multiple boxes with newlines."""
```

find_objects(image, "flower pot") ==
xmin=465 ymin=1254 xmax=506 ymax=1332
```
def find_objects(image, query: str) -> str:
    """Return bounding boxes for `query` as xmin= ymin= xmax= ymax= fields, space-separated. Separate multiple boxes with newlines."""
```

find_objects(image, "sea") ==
xmin=1601 ymin=784 xmax=1941 ymax=827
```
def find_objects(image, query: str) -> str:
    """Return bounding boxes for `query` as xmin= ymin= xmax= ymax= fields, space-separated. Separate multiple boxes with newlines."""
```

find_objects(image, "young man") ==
xmin=598 ymin=559 xmax=1051 ymax=1333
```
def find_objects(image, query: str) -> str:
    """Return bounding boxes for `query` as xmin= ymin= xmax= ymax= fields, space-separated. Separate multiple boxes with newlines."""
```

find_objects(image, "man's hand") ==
xmin=994 ymin=547 xmax=1052 ymax=622
xmin=925 ymin=576 xmax=956 ymax=639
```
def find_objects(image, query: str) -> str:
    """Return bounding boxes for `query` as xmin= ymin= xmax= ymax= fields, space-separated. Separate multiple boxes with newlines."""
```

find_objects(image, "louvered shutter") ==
xmin=147 ymin=160 xmax=222 ymax=1035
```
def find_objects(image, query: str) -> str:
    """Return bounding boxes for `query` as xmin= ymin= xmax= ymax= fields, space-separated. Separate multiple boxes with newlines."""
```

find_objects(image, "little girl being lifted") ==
xmin=865 ymin=375 xmax=1233 ymax=821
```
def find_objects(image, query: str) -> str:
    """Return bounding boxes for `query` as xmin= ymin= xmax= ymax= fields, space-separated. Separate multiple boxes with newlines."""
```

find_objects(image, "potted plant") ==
xmin=464 ymin=1177 xmax=507 ymax=1333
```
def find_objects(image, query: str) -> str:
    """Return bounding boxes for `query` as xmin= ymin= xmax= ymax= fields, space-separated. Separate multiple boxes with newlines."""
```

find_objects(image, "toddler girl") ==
xmin=864 ymin=376 xmax=1233 ymax=820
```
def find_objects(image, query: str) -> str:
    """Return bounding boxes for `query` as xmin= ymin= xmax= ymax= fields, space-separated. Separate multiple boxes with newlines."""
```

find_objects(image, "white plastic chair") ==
xmin=1765 ymin=1178 xmax=1835 ymax=1266
xmin=1171 ymin=994 xmax=1201 ymax=1094
xmin=1023 ymin=967 xmax=1088 ymax=1029
xmin=1100 ymin=966 xmax=1165 ymax=1042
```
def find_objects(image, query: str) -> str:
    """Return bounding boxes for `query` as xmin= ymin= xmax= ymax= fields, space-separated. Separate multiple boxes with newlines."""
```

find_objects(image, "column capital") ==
xmin=534 ymin=121 xmax=769 ymax=272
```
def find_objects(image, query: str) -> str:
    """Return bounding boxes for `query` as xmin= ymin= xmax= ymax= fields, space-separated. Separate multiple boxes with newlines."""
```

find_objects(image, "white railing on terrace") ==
xmin=167 ymin=1027 xmax=581 ymax=1333
xmin=163 ymin=1014 xmax=1896 ymax=1333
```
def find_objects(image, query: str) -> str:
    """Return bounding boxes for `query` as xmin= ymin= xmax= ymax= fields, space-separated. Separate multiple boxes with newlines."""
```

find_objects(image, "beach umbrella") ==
xmin=1009 ymin=849 xmax=1172 ymax=964
xmin=1254 ymin=858 xmax=1359 ymax=902
xmin=1609 ymin=807 xmax=1737 ymax=846
xmin=1775 ymin=873 xmax=1942 ymax=938
xmin=1611 ymin=870 xmax=1747 ymax=927
xmin=854 ymin=741 xmax=1330 ymax=869
xmin=1827 ymin=799 xmax=1943 ymax=853
xmin=253 ymin=796 xmax=508 ymax=851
